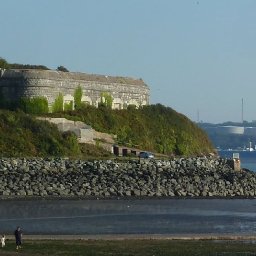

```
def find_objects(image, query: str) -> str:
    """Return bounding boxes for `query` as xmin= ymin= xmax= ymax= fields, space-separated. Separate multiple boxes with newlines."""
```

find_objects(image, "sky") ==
xmin=1 ymin=0 xmax=256 ymax=124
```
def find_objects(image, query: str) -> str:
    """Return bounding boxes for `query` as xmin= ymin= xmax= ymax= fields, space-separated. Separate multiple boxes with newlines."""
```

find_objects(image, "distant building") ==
xmin=217 ymin=126 xmax=245 ymax=135
xmin=203 ymin=125 xmax=256 ymax=136
xmin=205 ymin=126 xmax=244 ymax=135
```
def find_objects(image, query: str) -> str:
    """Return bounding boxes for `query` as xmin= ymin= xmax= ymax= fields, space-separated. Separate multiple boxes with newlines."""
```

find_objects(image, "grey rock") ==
xmin=0 ymin=156 xmax=254 ymax=198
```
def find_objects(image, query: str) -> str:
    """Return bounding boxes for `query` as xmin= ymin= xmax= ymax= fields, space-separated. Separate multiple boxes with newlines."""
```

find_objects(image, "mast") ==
xmin=242 ymin=98 xmax=244 ymax=124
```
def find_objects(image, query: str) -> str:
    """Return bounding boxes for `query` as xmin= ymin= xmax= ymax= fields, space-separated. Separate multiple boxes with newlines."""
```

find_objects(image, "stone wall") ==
xmin=0 ymin=69 xmax=150 ymax=110
xmin=0 ymin=157 xmax=254 ymax=198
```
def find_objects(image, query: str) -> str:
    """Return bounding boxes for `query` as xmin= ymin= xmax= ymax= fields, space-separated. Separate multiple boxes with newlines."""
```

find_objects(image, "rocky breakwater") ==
xmin=0 ymin=157 xmax=255 ymax=198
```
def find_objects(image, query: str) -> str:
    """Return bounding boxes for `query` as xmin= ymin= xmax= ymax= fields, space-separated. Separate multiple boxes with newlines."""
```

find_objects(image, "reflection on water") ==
xmin=0 ymin=199 xmax=256 ymax=235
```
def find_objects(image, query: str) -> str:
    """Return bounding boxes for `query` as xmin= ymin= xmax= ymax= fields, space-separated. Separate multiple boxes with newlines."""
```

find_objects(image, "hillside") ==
xmin=0 ymin=110 xmax=110 ymax=158
xmin=48 ymin=104 xmax=215 ymax=156
xmin=0 ymin=105 xmax=214 ymax=157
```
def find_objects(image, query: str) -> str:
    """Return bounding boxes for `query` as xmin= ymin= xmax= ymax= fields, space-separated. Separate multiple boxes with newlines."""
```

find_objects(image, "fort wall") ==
xmin=0 ymin=69 xmax=150 ymax=110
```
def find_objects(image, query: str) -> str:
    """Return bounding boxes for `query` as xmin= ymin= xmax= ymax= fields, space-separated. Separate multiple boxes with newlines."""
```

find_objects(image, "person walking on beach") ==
xmin=14 ymin=226 xmax=22 ymax=250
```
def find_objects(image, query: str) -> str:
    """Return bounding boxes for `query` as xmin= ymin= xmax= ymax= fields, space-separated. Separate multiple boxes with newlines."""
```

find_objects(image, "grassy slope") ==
xmin=49 ymin=104 xmax=214 ymax=156
xmin=0 ymin=104 xmax=214 ymax=157
xmin=0 ymin=110 xmax=110 ymax=158
xmin=0 ymin=110 xmax=78 ymax=157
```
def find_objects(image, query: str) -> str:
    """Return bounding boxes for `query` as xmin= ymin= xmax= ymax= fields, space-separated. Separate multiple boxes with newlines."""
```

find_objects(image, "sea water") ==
xmin=218 ymin=150 xmax=256 ymax=171
xmin=0 ymin=199 xmax=256 ymax=236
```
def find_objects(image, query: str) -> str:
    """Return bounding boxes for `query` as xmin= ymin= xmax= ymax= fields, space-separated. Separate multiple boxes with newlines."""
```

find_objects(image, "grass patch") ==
xmin=1 ymin=239 xmax=256 ymax=256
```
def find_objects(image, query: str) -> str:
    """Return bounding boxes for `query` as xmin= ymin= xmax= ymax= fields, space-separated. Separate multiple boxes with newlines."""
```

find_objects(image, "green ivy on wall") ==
xmin=52 ymin=93 xmax=64 ymax=112
xmin=74 ymin=86 xmax=83 ymax=110
xmin=19 ymin=97 xmax=49 ymax=114
xmin=64 ymin=101 xmax=73 ymax=111
xmin=100 ymin=92 xmax=113 ymax=108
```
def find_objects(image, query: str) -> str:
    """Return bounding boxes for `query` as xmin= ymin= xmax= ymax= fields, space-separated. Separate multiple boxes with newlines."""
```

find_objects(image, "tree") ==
xmin=52 ymin=93 xmax=64 ymax=112
xmin=9 ymin=63 xmax=49 ymax=70
xmin=19 ymin=97 xmax=49 ymax=114
xmin=74 ymin=86 xmax=83 ymax=109
xmin=57 ymin=66 xmax=69 ymax=72
xmin=100 ymin=92 xmax=113 ymax=108
xmin=0 ymin=58 xmax=9 ymax=69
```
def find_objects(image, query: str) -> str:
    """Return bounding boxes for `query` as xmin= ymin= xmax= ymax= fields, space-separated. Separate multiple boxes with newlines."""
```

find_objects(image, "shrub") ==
xmin=62 ymin=131 xmax=81 ymax=156
xmin=127 ymin=104 xmax=137 ymax=110
xmin=74 ymin=86 xmax=83 ymax=109
xmin=19 ymin=97 xmax=49 ymax=114
xmin=64 ymin=101 xmax=73 ymax=111
xmin=52 ymin=93 xmax=64 ymax=112
xmin=57 ymin=65 xmax=69 ymax=72
xmin=9 ymin=63 xmax=49 ymax=70
xmin=100 ymin=92 xmax=113 ymax=108
xmin=0 ymin=57 xmax=10 ymax=69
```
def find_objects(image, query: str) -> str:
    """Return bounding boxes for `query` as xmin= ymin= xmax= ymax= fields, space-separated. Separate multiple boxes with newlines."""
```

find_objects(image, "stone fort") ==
xmin=0 ymin=69 xmax=150 ymax=110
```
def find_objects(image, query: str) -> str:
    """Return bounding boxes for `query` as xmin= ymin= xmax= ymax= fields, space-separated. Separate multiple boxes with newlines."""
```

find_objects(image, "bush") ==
xmin=9 ymin=63 xmax=49 ymax=70
xmin=74 ymin=86 xmax=83 ymax=110
xmin=52 ymin=93 xmax=64 ymax=112
xmin=64 ymin=101 xmax=73 ymax=111
xmin=100 ymin=92 xmax=113 ymax=108
xmin=57 ymin=66 xmax=69 ymax=72
xmin=0 ymin=57 xmax=10 ymax=69
xmin=19 ymin=97 xmax=49 ymax=114
xmin=0 ymin=110 xmax=81 ymax=157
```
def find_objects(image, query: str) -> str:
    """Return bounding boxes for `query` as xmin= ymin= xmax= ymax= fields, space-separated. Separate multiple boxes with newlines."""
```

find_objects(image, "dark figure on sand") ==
xmin=14 ymin=226 xmax=22 ymax=250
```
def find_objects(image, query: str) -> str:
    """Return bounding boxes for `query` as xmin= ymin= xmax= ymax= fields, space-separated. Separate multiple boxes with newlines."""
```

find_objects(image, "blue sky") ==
xmin=1 ymin=0 xmax=256 ymax=123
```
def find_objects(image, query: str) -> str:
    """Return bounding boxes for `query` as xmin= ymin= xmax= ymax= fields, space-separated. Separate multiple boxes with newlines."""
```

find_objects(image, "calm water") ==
xmin=218 ymin=150 xmax=256 ymax=171
xmin=1 ymin=199 xmax=256 ymax=236
xmin=1 ymin=154 xmax=256 ymax=236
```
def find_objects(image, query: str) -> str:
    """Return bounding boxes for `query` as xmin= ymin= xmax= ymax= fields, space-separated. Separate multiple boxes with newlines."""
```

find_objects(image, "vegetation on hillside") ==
xmin=0 ymin=105 xmax=213 ymax=157
xmin=0 ymin=110 xmax=110 ymax=158
xmin=0 ymin=58 xmax=9 ymax=69
xmin=0 ymin=57 xmax=67 ymax=71
xmin=0 ymin=58 xmax=50 ymax=70
xmin=57 ymin=65 xmax=69 ymax=72
xmin=48 ymin=104 xmax=214 ymax=156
